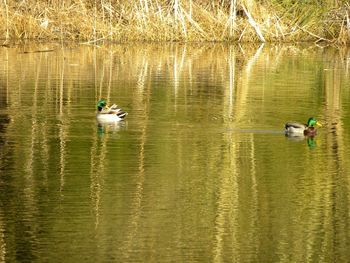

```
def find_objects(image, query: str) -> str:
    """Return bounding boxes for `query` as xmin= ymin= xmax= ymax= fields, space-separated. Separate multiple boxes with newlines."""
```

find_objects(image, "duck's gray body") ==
xmin=285 ymin=122 xmax=307 ymax=135
xmin=285 ymin=117 xmax=321 ymax=136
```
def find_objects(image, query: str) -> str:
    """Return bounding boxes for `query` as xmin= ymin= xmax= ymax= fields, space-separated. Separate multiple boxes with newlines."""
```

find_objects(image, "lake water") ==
xmin=0 ymin=43 xmax=350 ymax=262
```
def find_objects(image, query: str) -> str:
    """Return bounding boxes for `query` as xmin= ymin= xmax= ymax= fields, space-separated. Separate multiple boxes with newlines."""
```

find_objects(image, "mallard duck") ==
xmin=96 ymin=99 xmax=128 ymax=122
xmin=285 ymin=117 xmax=322 ymax=136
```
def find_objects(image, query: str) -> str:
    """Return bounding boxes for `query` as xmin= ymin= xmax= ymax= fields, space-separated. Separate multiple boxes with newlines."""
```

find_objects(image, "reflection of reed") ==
xmin=15 ymin=51 xmax=44 ymax=258
xmin=0 ymin=214 xmax=4 ymax=262
xmin=233 ymin=43 xmax=264 ymax=123
xmin=322 ymin=54 xmax=349 ymax=261
xmin=90 ymin=49 xmax=114 ymax=229
xmin=0 ymin=49 xmax=8 ymax=263
xmin=5 ymin=50 xmax=9 ymax=104
xmin=173 ymin=44 xmax=187 ymax=99
xmin=24 ymin=52 xmax=46 ymax=212
xmin=121 ymin=55 xmax=151 ymax=259
xmin=89 ymin=127 xmax=108 ymax=229
xmin=59 ymin=51 xmax=67 ymax=194
xmin=247 ymin=134 xmax=259 ymax=262
xmin=59 ymin=51 xmax=65 ymax=115
xmin=223 ymin=45 xmax=235 ymax=121
xmin=213 ymin=132 xmax=239 ymax=262
xmin=89 ymin=51 xmax=115 ymax=228
xmin=35 ymin=52 xmax=50 ymax=188
xmin=214 ymin=47 xmax=238 ymax=261
xmin=213 ymin=133 xmax=259 ymax=262
xmin=59 ymin=123 xmax=66 ymax=194
xmin=278 ymin=49 xmax=350 ymax=262
xmin=97 ymin=50 xmax=105 ymax=99
xmin=2 ymin=43 xmax=350 ymax=261
xmin=106 ymin=50 xmax=113 ymax=100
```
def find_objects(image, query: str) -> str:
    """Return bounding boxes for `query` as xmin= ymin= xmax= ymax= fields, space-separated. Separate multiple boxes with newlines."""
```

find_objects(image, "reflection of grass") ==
xmin=0 ymin=1 xmax=349 ymax=44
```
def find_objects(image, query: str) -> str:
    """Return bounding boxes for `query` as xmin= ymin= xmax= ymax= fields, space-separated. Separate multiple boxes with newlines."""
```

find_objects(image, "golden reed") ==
xmin=0 ymin=0 xmax=349 ymax=44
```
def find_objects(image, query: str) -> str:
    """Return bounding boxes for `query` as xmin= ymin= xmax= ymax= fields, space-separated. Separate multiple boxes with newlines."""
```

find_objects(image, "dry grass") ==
xmin=0 ymin=0 xmax=349 ymax=44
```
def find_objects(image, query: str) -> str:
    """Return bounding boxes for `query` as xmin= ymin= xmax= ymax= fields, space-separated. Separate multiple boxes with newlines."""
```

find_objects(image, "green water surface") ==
xmin=0 ymin=43 xmax=350 ymax=262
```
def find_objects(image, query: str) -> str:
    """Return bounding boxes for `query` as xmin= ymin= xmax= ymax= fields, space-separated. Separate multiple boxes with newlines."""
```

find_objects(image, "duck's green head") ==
xmin=307 ymin=117 xmax=322 ymax=127
xmin=97 ymin=99 xmax=107 ymax=111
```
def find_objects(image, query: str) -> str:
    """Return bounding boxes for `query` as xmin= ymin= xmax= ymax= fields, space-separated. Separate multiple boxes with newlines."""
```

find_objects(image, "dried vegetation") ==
xmin=0 ymin=0 xmax=349 ymax=44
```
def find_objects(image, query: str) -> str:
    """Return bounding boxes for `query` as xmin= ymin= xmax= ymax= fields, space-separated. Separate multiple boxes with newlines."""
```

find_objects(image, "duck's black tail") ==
xmin=117 ymin=111 xmax=128 ymax=119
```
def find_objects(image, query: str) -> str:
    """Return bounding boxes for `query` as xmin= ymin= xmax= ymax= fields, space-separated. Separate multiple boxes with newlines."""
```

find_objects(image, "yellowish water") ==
xmin=0 ymin=43 xmax=350 ymax=262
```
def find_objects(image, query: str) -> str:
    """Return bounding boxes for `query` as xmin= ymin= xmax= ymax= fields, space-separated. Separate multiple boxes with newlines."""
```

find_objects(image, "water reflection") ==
xmin=97 ymin=121 xmax=127 ymax=136
xmin=285 ymin=135 xmax=318 ymax=149
xmin=0 ymin=43 xmax=350 ymax=262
